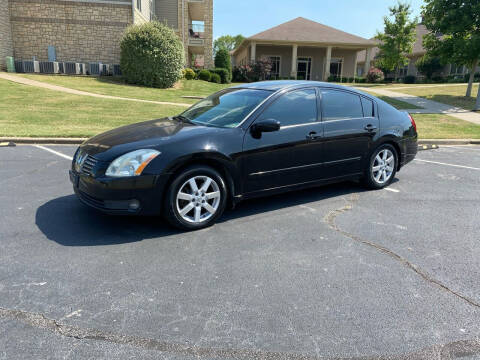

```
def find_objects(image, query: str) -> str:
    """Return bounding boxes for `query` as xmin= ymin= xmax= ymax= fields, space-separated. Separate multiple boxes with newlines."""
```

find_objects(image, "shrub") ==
xmin=366 ymin=68 xmax=385 ymax=83
xmin=232 ymin=58 xmax=272 ymax=83
xmin=210 ymin=73 xmax=221 ymax=83
xmin=404 ymin=75 xmax=416 ymax=84
xmin=120 ymin=21 xmax=184 ymax=88
xmin=209 ymin=68 xmax=231 ymax=83
xmin=184 ymin=68 xmax=196 ymax=80
xmin=355 ymin=77 xmax=366 ymax=83
xmin=198 ymin=69 xmax=212 ymax=81
xmin=214 ymin=49 xmax=232 ymax=74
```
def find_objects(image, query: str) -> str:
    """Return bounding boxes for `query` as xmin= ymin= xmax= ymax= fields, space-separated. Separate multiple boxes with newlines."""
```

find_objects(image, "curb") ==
xmin=2 ymin=137 xmax=480 ymax=146
xmin=418 ymin=139 xmax=480 ymax=145
xmin=0 ymin=137 xmax=87 ymax=145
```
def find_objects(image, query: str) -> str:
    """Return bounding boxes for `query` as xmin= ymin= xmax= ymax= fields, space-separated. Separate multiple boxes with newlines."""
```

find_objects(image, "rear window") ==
xmin=321 ymin=90 xmax=363 ymax=120
xmin=361 ymin=97 xmax=374 ymax=117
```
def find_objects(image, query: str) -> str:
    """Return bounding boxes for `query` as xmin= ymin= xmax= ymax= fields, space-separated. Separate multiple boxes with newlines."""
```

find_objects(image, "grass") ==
xmin=16 ymin=74 xmax=239 ymax=105
xmin=413 ymin=113 xmax=480 ymax=139
xmin=382 ymin=83 xmax=479 ymax=110
xmin=2 ymin=76 xmax=480 ymax=139
xmin=0 ymin=79 xmax=185 ymax=137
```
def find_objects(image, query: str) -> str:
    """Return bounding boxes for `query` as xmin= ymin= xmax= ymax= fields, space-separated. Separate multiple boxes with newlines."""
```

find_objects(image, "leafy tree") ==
xmin=415 ymin=55 xmax=443 ymax=80
xmin=213 ymin=35 xmax=245 ymax=54
xmin=376 ymin=2 xmax=417 ymax=81
xmin=214 ymin=48 xmax=232 ymax=73
xmin=422 ymin=0 xmax=480 ymax=107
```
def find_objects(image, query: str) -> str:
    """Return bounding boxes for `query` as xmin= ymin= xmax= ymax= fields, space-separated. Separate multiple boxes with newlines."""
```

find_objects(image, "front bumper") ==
xmin=70 ymin=170 xmax=169 ymax=215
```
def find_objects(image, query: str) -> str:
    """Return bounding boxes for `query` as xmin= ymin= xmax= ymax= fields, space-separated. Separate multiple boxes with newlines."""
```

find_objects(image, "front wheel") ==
xmin=164 ymin=165 xmax=227 ymax=230
xmin=363 ymin=144 xmax=398 ymax=189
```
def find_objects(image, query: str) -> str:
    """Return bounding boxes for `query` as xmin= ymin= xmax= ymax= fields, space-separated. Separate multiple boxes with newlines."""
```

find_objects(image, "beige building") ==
xmin=357 ymin=24 xmax=471 ymax=79
xmin=0 ymin=0 xmax=212 ymax=70
xmin=232 ymin=17 xmax=376 ymax=81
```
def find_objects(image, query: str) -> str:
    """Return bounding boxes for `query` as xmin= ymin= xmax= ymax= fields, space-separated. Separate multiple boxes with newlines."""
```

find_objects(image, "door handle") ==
xmin=364 ymin=124 xmax=378 ymax=132
xmin=306 ymin=131 xmax=320 ymax=140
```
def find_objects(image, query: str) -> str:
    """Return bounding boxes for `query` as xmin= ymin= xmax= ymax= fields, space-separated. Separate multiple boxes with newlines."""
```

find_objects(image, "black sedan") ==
xmin=70 ymin=81 xmax=417 ymax=230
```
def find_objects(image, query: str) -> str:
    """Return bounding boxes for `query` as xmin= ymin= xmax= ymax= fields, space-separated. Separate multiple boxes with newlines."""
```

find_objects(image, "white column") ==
xmin=250 ymin=42 xmax=256 ymax=63
xmin=324 ymin=46 xmax=332 ymax=81
xmin=364 ymin=47 xmax=372 ymax=76
xmin=291 ymin=44 xmax=298 ymax=79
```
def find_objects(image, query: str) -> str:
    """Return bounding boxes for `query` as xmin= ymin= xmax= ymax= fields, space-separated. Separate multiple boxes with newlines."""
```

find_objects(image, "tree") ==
xmin=415 ymin=55 xmax=443 ymax=80
xmin=423 ymin=0 xmax=480 ymax=106
xmin=376 ymin=2 xmax=417 ymax=81
xmin=213 ymin=35 xmax=245 ymax=54
xmin=120 ymin=22 xmax=184 ymax=88
xmin=214 ymin=48 xmax=232 ymax=73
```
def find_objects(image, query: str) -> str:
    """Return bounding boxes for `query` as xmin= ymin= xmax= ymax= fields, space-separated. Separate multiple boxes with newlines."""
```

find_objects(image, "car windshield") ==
xmin=179 ymin=89 xmax=272 ymax=128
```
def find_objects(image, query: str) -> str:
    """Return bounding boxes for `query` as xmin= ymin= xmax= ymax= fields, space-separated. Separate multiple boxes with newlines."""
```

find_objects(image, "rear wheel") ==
xmin=364 ymin=144 xmax=397 ymax=189
xmin=164 ymin=165 xmax=227 ymax=230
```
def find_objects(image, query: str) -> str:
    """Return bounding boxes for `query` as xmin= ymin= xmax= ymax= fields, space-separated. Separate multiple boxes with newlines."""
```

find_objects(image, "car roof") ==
xmin=231 ymin=80 xmax=368 ymax=96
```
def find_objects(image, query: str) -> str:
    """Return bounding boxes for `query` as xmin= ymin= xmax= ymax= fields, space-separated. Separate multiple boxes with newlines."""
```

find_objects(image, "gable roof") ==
xmin=247 ymin=17 xmax=375 ymax=46
xmin=357 ymin=24 xmax=429 ymax=64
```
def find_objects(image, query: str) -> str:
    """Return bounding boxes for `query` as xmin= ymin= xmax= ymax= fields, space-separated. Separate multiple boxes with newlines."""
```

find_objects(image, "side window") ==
xmin=258 ymin=89 xmax=317 ymax=127
xmin=361 ymin=97 xmax=374 ymax=117
xmin=321 ymin=90 xmax=363 ymax=121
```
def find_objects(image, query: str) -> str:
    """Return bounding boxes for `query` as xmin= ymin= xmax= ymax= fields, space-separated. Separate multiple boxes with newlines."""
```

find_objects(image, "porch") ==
xmin=235 ymin=42 xmax=373 ymax=81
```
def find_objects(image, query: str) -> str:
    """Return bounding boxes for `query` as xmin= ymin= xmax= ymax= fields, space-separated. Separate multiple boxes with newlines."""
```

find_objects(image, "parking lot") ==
xmin=1 ymin=144 xmax=480 ymax=359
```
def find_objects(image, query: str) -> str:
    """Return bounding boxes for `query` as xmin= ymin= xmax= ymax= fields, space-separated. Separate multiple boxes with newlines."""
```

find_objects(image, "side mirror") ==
xmin=251 ymin=119 xmax=281 ymax=135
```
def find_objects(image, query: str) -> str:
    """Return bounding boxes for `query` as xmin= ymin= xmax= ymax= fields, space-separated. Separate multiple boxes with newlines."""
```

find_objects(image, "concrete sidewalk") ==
xmin=361 ymin=87 xmax=480 ymax=125
xmin=0 ymin=72 xmax=191 ymax=107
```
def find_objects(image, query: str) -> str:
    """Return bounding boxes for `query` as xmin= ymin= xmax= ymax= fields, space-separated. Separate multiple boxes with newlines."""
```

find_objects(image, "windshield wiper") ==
xmin=173 ymin=115 xmax=195 ymax=124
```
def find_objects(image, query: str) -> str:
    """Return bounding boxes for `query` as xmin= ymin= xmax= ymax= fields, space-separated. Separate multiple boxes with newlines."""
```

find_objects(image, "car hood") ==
xmin=80 ymin=118 xmax=219 ymax=161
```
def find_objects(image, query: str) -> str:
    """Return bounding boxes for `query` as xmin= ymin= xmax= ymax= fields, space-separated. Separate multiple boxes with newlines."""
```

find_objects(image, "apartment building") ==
xmin=0 ymin=0 xmax=212 ymax=70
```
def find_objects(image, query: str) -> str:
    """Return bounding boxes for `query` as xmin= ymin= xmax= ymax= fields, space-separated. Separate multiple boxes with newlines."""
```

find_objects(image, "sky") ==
xmin=213 ymin=0 xmax=424 ymax=40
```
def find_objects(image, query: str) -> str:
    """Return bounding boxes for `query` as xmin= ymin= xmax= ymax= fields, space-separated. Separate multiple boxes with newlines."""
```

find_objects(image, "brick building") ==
xmin=0 ymin=0 xmax=213 ymax=71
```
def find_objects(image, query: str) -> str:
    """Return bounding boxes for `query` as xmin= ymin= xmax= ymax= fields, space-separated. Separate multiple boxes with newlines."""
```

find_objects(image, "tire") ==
xmin=164 ymin=165 xmax=227 ymax=230
xmin=363 ymin=144 xmax=398 ymax=189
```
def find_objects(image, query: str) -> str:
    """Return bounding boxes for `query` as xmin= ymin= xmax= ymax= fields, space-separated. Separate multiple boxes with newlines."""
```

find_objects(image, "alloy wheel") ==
xmin=176 ymin=176 xmax=221 ymax=224
xmin=372 ymin=149 xmax=395 ymax=185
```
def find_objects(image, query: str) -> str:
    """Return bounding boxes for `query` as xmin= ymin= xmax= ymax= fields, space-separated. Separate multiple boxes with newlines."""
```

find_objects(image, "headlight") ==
xmin=106 ymin=149 xmax=160 ymax=177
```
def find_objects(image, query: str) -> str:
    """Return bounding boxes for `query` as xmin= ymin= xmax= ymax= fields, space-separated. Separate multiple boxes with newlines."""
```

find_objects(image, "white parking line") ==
xmin=34 ymin=145 xmax=73 ymax=161
xmin=415 ymin=158 xmax=480 ymax=171
xmin=385 ymin=188 xmax=400 ymax=193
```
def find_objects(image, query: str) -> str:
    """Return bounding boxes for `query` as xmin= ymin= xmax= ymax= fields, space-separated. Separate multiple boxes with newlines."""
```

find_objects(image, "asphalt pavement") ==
xmin=1 ymin=144 xmax=479 ymax=360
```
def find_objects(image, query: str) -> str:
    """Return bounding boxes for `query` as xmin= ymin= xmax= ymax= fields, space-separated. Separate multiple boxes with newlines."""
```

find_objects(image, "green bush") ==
xmin=198 ymin=69 xmax=212 ymax=81
xmin=209 ymin=68 xmax=231 ymax=83
xmin=120 ymin=22 xmax=185 ymax=88
xmin=404 ymin=75 xmax=416 ymax=84
xmin=355 ymin=77 xmax=366 ymax=83
xmin=210 ymin=73 xmax=221 ymax=83
xmin=184 ymin=68 xmax=196 ymax=80
xmin=214 ymin=49 xmax=232 ymax=73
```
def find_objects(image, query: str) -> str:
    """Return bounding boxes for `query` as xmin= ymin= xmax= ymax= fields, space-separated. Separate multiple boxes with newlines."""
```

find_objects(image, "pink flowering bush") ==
xmin=366 ymin=67 xmax=385 ymax=83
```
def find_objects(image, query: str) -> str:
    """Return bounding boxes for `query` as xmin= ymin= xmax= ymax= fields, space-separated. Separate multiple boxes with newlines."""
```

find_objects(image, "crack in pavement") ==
xmin=323 ymin=194 xmax=480 ymax=309
xmin=2 ymin=306 xmax=480 ymax=359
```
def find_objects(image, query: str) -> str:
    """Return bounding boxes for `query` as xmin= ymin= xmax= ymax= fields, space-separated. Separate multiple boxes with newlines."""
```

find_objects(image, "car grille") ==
xmin=80 ymin=155 xmax=98 ymax=176
xmin=77 ymin=189 xmax=106 ymax=210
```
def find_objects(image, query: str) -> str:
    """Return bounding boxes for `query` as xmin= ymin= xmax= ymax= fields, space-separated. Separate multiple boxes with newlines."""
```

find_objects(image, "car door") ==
xmin=241 ymin=88 xmax=324 ymax=194
xmin=320 ymin=89 xmax=379 ymax=179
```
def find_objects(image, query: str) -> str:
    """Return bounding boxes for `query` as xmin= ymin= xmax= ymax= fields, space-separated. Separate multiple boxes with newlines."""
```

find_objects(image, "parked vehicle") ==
xmin=70 ymin=81 xmax=418 ymax=230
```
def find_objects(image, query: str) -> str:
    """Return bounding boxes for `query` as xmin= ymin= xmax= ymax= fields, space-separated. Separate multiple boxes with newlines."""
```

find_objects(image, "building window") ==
xmin=297 ymin=57 xmax=312 ymax=80
xmin=399 ymin=65 xmax=408 ymax=77
xmin=136 ymin=0 xmax=141 ymax=11
xmin=268 ymin=56 xmax=281 ymax=79
xmin=450 ymin=64 xmax=465 ymax=75
xmin=330 ymin=58 xmax=343 ymax=77
xmin=149 ymin=0 xmax=154 ymax=20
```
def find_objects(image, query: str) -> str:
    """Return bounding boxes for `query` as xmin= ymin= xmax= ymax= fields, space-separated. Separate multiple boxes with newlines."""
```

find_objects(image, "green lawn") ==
xmin=2 ymin=76 xmax=480 ymax=139
xmin=413 ymin=113 xmax=480 ymax=139
xmin=0 ymin=79 xmax=185 ymax=137
xmin=382 ymin=83 xmax=480 ymax=110
xmin=16 ymin=74 xmax=239 ymax=105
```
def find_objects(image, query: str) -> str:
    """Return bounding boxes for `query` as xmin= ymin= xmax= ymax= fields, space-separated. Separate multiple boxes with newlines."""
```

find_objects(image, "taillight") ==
xmin=409 ymin=114 xmax=417 ymax=132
